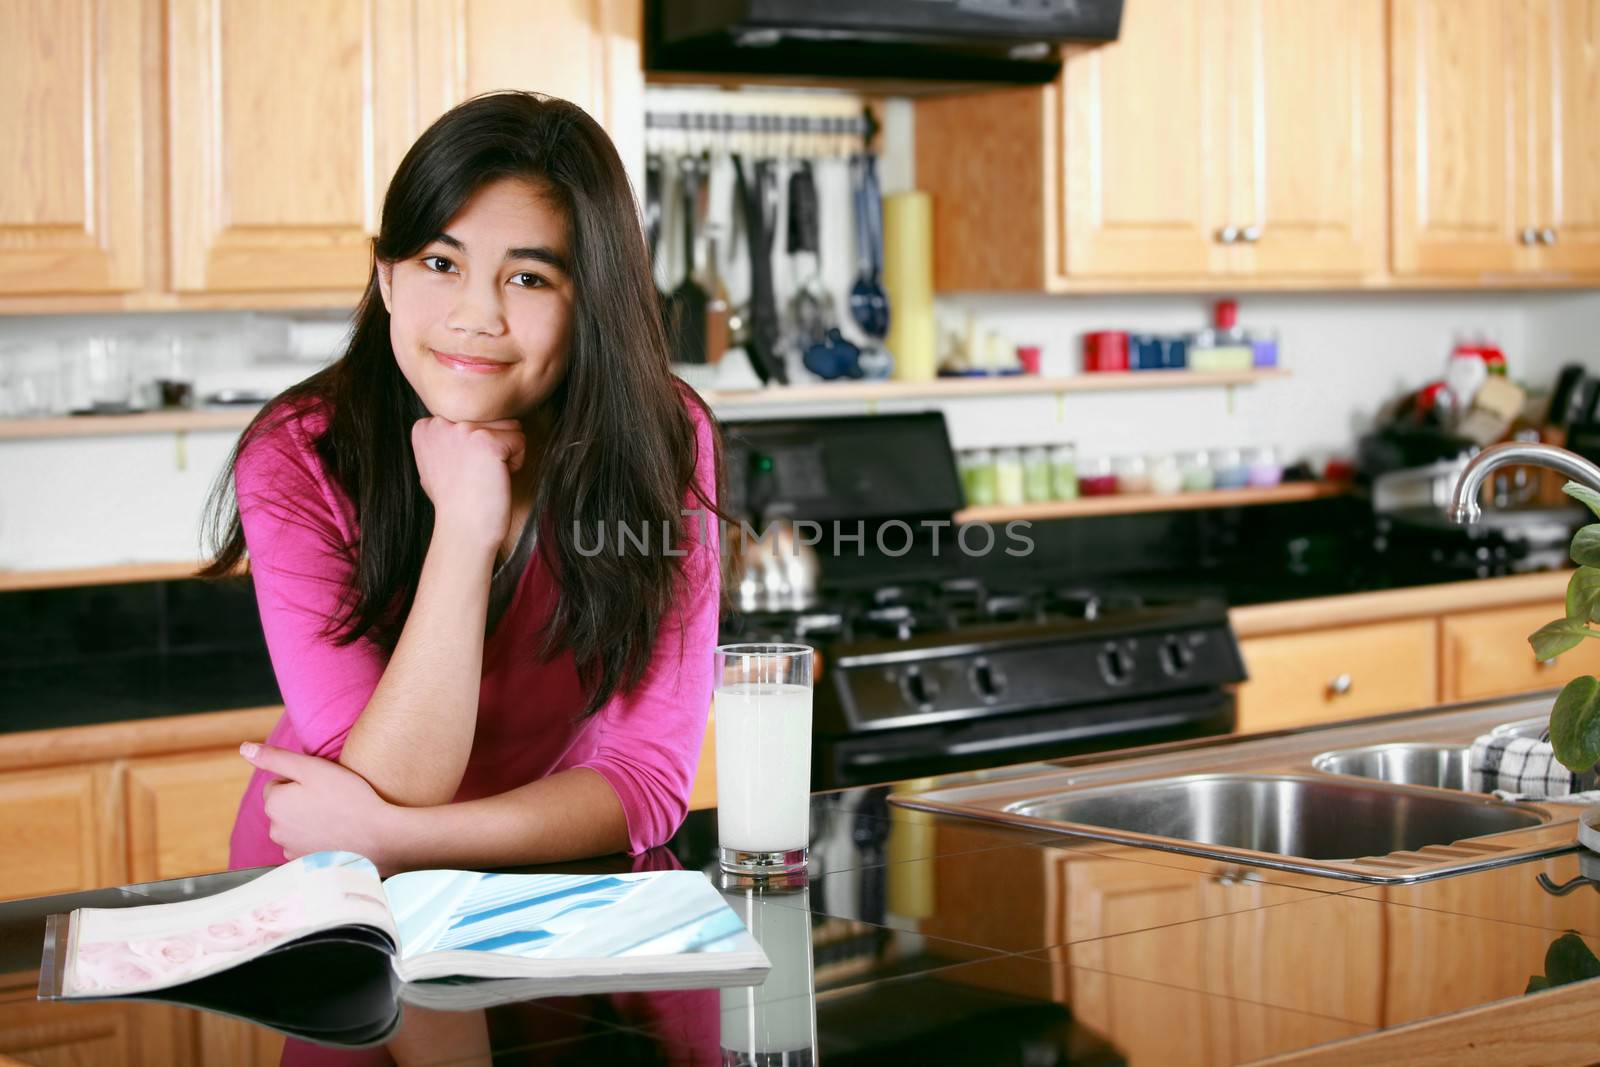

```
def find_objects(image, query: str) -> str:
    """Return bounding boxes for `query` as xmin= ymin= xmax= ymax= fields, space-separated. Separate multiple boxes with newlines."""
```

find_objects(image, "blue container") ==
xmin=1160 ymin=336 xmax=1188 ymax=370
xmin=1129 ymin=333 xmax=1161 ymax=370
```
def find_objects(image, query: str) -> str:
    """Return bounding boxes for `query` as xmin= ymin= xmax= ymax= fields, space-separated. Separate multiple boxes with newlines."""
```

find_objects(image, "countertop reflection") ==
xmin=4 ymin=786 xmax=1600 ymax=1065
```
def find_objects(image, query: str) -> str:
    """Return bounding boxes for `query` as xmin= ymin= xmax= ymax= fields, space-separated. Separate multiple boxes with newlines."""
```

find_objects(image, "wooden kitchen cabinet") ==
xmin=0 ymin=765 xmax=118 ymax=903
xmin=123 ymin=750 xmax=254 ymax=884
xmin=1235 ymin=619 xmax=1438 ymax=733
xmin=1523 ymin=0 xmax=1600 ymax=275
xmin=0 ymin=0 xmax=146 ymax=296
xmin=3 ymin=0 xmax=641 ymax=306
xmin=165 ymin=0 xmax=421 ymax=293
xmin=1391 ymin=0 xmax=1600 ymax=277
xmin=916 ymin=0 xmax=1387 ymax=288
xmin=166 ymin=0 xmax=643 ymax=295
xmin=1441 ymin=602 xmax=1600 ymax=703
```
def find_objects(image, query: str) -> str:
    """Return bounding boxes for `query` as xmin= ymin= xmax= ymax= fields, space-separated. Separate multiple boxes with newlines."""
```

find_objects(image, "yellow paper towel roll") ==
xmin=883 ymin=191 xmax=936 ymax=382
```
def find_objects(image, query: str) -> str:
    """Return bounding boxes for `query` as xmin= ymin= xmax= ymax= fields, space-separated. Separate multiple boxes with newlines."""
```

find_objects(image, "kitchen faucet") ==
xmin=1447 ymin=441 xmax=1600 ymax=523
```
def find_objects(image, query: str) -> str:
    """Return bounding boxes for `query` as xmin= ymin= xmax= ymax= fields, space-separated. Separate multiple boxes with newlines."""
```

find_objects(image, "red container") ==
xmin=1082 ymin=331 xmax=1129 ymax=372
xmin=1017 ymin=344 xmax=1042 ymax=375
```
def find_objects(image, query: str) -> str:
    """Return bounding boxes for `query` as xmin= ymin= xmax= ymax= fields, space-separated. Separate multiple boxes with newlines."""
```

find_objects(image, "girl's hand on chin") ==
xmin=411 ymin=416 xmax=526 ymax=553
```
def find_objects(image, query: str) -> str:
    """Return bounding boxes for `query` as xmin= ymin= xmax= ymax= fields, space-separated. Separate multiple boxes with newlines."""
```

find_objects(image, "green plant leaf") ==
xmin=1549 ymin=675 xmax=1600 ymax=774
xmin=1569 ymin=568 xmax=1600 ymax=624
xmin=1529 ymin=617 xmax=1594 ymax=660
xmin=1574 ymin=524 xmax=1600 ymax=568
xmin=1565 ymin=482 xmax=1600 ymax=521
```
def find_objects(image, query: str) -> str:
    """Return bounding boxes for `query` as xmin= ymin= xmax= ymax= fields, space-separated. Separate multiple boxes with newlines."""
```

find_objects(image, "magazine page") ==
xmin=48 ymin=851 xmax=398 ymax=998
xmin=380 ymin=869 xmax=770 ymax=984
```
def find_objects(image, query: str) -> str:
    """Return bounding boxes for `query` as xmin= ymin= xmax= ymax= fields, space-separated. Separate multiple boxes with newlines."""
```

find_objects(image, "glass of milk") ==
xmin=714 ymin=643 xmax=814 ymax=876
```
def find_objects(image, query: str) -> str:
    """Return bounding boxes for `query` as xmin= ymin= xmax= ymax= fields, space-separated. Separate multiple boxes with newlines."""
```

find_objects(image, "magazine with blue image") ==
xmin=41 ymin=851 xmax=771 ymax=1032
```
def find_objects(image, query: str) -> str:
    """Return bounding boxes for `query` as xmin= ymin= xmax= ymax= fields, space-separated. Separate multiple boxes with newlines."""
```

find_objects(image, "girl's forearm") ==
xmin=339 ymin=524 xmax=496 ymax=806
xmin=380 ymin=767 xmax=630 ymax=873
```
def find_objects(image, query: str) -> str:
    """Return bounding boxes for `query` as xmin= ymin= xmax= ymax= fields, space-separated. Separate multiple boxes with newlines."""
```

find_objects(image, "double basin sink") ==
xmin=891 ymin=700 xmax=1583 ymax=883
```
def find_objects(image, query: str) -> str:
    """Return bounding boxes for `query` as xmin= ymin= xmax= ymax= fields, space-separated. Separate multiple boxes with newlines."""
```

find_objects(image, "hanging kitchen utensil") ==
xmin=784 ymin=160 xmax=860 ymax=381
xmin=854 ymin=153 xmax=894 ymax=379
xmin=732 ymin=153 xmax=787 ymax=385
xmin=785 ymin=162 xmax=829 ymax=347
xmin=645 ymin=151 xmax=664 ymax=271
xmin=664 ymin=154 xmax=709 ymax=365
xmin=848 ymin=154 xmax=891 ymax=340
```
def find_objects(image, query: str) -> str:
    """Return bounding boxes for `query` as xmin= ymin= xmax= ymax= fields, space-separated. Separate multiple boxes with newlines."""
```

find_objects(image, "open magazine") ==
xmin=38 ymin=851 xmax=770 ymax=1046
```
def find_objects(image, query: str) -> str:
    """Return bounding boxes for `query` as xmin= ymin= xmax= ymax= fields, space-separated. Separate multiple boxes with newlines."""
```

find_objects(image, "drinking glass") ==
xmin=714 ymin=643 xmax=814 ymax=876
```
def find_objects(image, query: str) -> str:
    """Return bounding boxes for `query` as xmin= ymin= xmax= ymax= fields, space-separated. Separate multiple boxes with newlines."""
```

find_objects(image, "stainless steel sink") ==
xmin=1311 ymin=743 xmax=1470 ymax=791
xmin=892 ymin=699 xmax=1582 ymax=884
xmin=1008 ymin=773 xmax=1540 ymax=860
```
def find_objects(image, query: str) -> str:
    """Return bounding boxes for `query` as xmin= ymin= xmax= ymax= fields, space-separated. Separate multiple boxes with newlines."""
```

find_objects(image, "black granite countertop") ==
xmin=5 ymin=727 xmax=1600 ymax=1065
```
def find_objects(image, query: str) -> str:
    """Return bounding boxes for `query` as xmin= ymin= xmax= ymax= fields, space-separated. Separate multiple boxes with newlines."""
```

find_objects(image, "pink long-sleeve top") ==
xmin=227 ymin=394 xmax=720 ymax=870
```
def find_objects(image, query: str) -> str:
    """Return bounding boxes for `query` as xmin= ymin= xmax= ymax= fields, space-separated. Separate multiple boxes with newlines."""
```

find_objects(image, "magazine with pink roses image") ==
xmin=37 ymin=850 xmax=769 ymax=1045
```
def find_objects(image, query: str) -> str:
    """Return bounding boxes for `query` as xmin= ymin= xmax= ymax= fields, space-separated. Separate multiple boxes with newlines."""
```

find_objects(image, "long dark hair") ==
xmin=200 ymin=91 xmax=726 ymax=718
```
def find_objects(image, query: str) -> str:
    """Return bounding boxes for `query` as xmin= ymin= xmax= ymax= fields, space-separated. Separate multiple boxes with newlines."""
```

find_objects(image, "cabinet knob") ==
xmin=1216 ymin=225 xmax=1240 ymax=244
xmin=1520 ymin=227 xmax=1539 ymax=245
xmin=1240 ymin=225 xmax=1262 ymax=243
xmin=1540 ymin=228 xmax=1558 ymax=245
xmin=1327 ymin=673 xmax=1354 ymax=696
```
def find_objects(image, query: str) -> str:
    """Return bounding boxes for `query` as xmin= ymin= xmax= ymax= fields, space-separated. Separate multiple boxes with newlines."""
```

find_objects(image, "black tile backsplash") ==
xmin=0 ymin=577 xmax=281 ymax=732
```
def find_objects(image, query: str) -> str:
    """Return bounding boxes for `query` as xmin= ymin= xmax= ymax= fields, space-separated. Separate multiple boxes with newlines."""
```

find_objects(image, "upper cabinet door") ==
xmin=0 ymin=0 xmax=144 ymax=295
xmin=1390 ymin=0 xmax=1520 ymax=275
xmin=1059 ymin=0 xmax=1229 ymax=278
xmin=1227 ymin=0 xmax=1386 ymax=278
xmin=1528 ymin=0 xmax=1600 ymax=275
xmin=167 ymin=0 xmax=418 ymax=293
xmin=414 ymin=0 xmax=645 ymax=183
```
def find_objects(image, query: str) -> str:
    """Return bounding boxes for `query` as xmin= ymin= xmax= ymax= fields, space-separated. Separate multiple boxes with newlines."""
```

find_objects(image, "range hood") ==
xmin=646 ymin=0 xmax=1125 ymax=86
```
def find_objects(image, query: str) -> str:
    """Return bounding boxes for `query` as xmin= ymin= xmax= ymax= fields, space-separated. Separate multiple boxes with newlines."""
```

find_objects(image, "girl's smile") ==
xmin=431 ymin=348 xmax=514 ymax=374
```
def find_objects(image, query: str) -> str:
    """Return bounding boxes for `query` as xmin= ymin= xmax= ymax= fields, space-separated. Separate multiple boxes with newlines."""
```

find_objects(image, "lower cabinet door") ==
xmin=123 ymin=750 xmax=254 ymax=883
xmin=0 ymin=765 xmax=114 ymax=902
xmin=1441 ymin=602 xmax=1600 ymax=702
xmin=1236 ymin=619 xmax=1438 ymax=733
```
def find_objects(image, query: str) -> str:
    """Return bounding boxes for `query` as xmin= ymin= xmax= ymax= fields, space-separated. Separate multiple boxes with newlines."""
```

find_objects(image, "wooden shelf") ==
xmin=954 ymin=481 xmax=1345 ymax=523
xmin=0 ymin=408 xmax=259 ymax=440
xmin=0 ymin=560 xmax=242 ymax=592
xmin=702 ymin=368 xmax=1288 ymax=406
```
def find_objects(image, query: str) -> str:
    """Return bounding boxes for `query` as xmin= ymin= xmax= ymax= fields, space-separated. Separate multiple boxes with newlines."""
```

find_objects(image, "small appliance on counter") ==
xmin=719 ymin=412 xmax=1246 ymax=789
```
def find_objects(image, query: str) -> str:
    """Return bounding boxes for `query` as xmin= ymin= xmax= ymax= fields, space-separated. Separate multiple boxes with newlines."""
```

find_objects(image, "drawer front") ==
xmin=1442 ymin=602 xmax=1600 ymax=702
xmin=1236 ymin=619 xmax=1438 ymax=733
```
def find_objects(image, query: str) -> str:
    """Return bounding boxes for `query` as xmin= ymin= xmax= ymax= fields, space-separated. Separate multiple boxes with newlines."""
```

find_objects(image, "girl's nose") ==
xmin=445 ymin=282 xmax=507 ymax=337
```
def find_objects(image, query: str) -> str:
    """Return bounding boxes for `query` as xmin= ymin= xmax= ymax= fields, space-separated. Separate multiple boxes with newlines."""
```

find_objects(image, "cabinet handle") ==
xmin=1327 ymin=673 xmax=1353 ymax=696
xmin=1540 ymin=228 xmax=1558 ymax=245
xmin=1520 ymin=227 xmax=1539 ymax=245
xmin=1240 ymin=225 xmax=1262 ymax=243
xmin=1216 ymin=225 xmax=1240 ymax=244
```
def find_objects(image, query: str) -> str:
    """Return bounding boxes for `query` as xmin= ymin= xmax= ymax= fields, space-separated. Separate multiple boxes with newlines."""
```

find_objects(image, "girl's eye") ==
xmin=421 ymin=255 xmax=454 ymax=273
xmin=510 ymin=272 xmax=545 ymax=289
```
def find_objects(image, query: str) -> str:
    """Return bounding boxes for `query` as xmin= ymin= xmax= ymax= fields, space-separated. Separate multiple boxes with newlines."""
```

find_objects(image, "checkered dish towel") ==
xmin=1469 ymin=732 xmax=1600 ymax=804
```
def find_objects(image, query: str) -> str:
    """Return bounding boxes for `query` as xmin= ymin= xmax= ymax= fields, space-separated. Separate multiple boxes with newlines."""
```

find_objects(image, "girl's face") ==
xmin=379 ymin=177 xmax=573 ymax=425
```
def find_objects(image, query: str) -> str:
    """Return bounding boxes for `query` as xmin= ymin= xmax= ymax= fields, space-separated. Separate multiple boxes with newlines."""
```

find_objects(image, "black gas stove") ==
xmin=719 ymin=413 xmax=1247 ymax=790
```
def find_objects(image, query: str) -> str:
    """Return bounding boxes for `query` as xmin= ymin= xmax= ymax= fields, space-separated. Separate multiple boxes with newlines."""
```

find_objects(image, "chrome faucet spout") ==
xmin=1447 ymin=441 xmax=1600 ymax=524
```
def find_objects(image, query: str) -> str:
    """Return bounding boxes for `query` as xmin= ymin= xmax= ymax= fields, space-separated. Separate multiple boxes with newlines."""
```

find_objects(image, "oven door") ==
xmin=814 ymin=689 xmax=1235 ymax=790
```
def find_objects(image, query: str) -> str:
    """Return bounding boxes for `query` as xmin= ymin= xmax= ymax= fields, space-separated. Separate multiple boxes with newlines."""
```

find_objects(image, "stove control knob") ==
xmin=971 ymin=659 xmax=1006 ymax=701
xmin=1099 ymin=644 xmax=1134 ymax=687
xmin=901 ymin=667 xmax=940 ymax=708
xmin=1160 ymin=635 xmax=1196 ymax=677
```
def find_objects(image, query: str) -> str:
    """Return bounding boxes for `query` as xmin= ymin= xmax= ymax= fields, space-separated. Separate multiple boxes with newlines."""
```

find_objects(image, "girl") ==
xmin=200 ymin=91 xmax=724 ymax=875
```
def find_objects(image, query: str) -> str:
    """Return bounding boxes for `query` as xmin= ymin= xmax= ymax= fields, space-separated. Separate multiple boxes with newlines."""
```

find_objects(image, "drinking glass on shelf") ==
xmin=715 ymin=643 xmax=814 ymax=877
xmin=82 ymin=335 xmax=133 ymax=410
